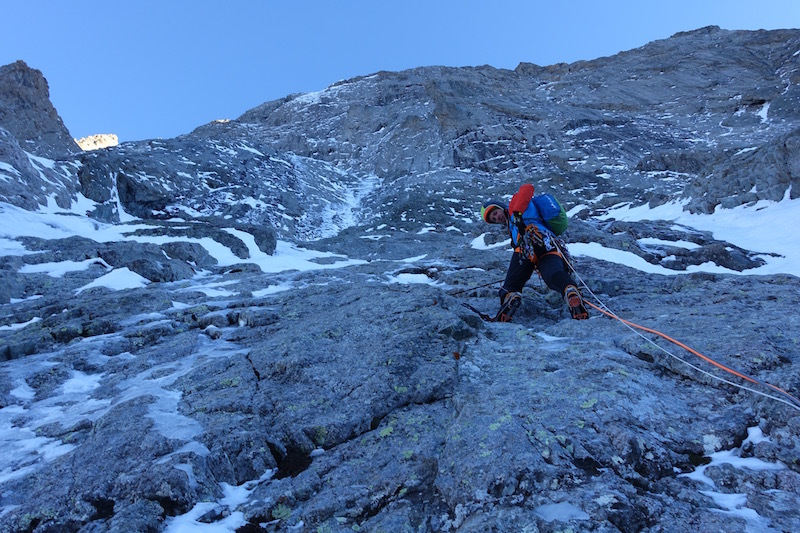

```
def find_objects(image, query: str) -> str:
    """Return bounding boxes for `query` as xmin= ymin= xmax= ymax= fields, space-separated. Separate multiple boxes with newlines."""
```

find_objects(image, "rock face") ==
xmin=0 ymin=61 xmax=81 ymax=209
xmin=1 ymin=27 xmax=800 ymax=533
xmin=0 ymin=60 xmax=78 ymax=158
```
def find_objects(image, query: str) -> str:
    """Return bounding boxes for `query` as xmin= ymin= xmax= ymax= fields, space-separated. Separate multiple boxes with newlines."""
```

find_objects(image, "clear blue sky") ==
xmin=2 ymin=1 xmax=799 ymax=142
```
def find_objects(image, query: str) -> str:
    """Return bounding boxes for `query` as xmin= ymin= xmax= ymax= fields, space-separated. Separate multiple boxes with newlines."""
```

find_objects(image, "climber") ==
xmin=481 ymin=183 xmax=588 ymax=322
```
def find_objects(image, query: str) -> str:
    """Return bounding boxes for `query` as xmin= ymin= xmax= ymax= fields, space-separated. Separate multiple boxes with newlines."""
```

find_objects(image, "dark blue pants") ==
xmin=499 ymin=252 xmax=576 ymax=304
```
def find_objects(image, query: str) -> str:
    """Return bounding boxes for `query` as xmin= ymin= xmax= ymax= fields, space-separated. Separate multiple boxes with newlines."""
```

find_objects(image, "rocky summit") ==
xmin=1 ymin=26 xmax=800 ymax=533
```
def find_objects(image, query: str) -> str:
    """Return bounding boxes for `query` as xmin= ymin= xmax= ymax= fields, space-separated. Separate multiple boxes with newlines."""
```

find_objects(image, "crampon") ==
xmin=565 ymin=286 xmax=588 ymax=320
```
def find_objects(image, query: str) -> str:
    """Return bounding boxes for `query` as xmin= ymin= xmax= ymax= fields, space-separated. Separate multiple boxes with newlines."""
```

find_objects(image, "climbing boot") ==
xmin=564 ymin=285 xmax=588 ymax=320
xmin=496 ymin=292 xmax=522 ymax=322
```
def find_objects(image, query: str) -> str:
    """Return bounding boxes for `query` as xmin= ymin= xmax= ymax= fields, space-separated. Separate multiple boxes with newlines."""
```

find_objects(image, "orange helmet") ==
xmin=481 ymin=200 xmax=506 ymax=223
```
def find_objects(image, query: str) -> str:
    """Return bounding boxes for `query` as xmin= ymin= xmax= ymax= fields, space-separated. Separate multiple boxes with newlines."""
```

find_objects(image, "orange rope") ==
xmin=585 ymin=301 xmax=800 ymax=409
xmin=552 ymin=238 xmax=800 ymax=411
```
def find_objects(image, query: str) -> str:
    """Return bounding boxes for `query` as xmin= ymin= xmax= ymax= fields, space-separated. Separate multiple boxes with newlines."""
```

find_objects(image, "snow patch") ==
xmin=681 ymin=427 xmax=785 ymax=531
xmin=757 ymin=102 xmax=770 ymax=122
xmin=19 ymin=258 xmax=112 ymax=277
xmin=597 ymin=195 xmax=800 ymax=277
xmin=0 ymin=202 xmax=368 ymax=278
xmin=637 ymin=237 xmax=700 ymax=250
xmin=165 ymin=469 xmax=275 ymax=532
xmin=386 ymin=273 xmax=442 ymax=286
xmin=75 ymin=267 xmax=150 ymax=294
xmin=0 ymin=317 xmax=42 ymax=331
xmin=252 ymin=282 xmax=294 ymax=297
xmin=470 ymin=233 xmax=508 ymax=250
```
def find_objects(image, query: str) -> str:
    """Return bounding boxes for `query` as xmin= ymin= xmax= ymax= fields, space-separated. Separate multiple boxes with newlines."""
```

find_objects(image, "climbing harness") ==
xmin=555 ymin=240 xmax=800 ymax=413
